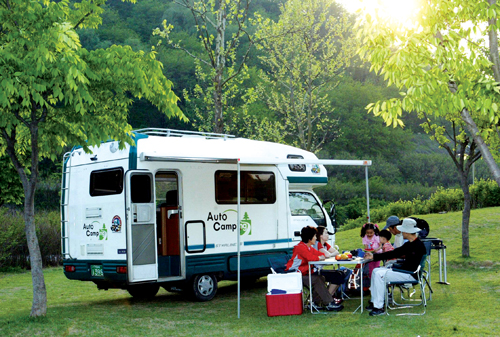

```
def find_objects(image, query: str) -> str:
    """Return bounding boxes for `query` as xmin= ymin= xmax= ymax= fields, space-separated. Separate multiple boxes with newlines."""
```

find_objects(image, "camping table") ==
xmin=308 ymin=257 xmax=370 ymax=314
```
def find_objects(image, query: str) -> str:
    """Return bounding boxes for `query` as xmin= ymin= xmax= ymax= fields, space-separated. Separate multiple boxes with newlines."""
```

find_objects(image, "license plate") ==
xmin=91 ymin=265 xmax=104 ymax=277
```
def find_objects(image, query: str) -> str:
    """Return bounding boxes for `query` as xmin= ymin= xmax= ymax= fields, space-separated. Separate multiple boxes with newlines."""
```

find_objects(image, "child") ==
xmin=379 ymin=229 xmax=394 ymax=253
xmin=379 ymin=229 xmax=396 ymax=266
xmin=360 ymin=223 xmax=381 ymax=278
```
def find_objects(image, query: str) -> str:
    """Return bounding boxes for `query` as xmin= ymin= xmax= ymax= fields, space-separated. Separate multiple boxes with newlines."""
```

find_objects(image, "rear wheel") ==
xmin=127 ymin=284 xmax=160 ymax=299
xmin=191 ymin=274 xmax=218 ymax=301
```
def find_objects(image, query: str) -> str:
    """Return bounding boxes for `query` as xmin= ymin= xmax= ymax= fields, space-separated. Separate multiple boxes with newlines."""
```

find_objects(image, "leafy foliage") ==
xmin=356 ymin=0 xmax=500 ymax=185
xmin=0 ymin=156 xmax=23 ymax=206
xmin=154 ymin=0 xmax=255 ymax=134
xmin=255 ymin=0 xmax=357 ymax=152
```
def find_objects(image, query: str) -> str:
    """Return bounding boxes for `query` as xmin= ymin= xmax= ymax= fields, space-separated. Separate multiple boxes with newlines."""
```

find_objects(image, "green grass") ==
xmin=1 ymin=207 xmax=499 ymax=336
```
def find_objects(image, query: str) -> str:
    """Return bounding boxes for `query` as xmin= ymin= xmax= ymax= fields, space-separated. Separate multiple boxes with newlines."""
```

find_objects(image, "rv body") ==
xmin=61 ymin=129 xmax=335 ymax=300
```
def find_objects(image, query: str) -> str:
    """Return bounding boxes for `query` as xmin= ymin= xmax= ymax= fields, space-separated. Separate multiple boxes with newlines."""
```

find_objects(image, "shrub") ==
xmin=426 ymin=187 xmax=464 ymax=213
xmin=339 ymin=180 xmax=500 ymax=232
xmin=0 ymin=208 xmax=61 ymax=270
xmin=470 ymin=179 xmax=500 ymax=208
xmin=0 ymin=208 xmax=27 ymax=269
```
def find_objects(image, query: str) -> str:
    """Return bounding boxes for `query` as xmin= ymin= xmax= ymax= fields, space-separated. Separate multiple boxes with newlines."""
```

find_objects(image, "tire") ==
xmin=191 ymin=274 xmax=218 ymax=301
xmin=127 ymin=284 xmax=160 ymax=299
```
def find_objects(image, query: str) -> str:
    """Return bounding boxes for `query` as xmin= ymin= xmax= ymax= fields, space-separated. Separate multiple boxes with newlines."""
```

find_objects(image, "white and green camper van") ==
xmin=61 ymin=128 xmax=370 ymax=301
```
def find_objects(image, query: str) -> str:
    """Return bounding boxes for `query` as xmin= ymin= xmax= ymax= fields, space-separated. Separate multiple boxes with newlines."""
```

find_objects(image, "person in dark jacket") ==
xmin=364 ymin=218 xmax=426 ymax=316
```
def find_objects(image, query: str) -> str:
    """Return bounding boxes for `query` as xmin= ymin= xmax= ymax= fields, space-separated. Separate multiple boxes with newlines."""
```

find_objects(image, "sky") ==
xmin=337 ymin=0 xmax=419 ymax=25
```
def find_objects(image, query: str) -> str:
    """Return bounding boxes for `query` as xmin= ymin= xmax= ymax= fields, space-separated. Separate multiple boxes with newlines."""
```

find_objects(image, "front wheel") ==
xmin=191 ymin=274 xmax=218 ymax=301
xmin=127 ymin=284 xmax=160 ymax=299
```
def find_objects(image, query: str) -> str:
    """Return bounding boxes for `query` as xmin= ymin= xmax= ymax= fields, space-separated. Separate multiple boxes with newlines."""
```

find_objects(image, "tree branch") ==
xmin=73 ymin=10 xmax=94 ymax=30
xmin=29 ymin=98 xmax=40 ymax=187
xmin=170 ymin=43 xmax=211 ymax=66
xmin=175 ymin=0 xmax=217 ymax=29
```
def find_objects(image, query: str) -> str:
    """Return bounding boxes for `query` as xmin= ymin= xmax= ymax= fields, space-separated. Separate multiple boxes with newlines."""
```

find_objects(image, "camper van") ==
xmin=61 ymin=129 xmax=360 ymax=301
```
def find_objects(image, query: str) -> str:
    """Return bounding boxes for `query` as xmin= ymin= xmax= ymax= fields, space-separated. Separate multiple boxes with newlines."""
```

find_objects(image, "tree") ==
xmin=255 ymin=0 xmax=356 ymax=152
xmin=154 ymin=0 xmax=254 ymax=134
xmin=356 ymin=0 xmax=500 ymax=256
xmin=0 ymin=0 xmax=185 ymax=316
xmin=357 ymin=0 xmax=500 ymax=187
xmin=421 ymin=116 xmax=481 ymax=257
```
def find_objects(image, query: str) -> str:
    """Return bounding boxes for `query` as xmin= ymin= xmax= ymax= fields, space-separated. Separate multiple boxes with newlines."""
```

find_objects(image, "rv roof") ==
xmin=136 ymin=133 xmax=316 ymax=162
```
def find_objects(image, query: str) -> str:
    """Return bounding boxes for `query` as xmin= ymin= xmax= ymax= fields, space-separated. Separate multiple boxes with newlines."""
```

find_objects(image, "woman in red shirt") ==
xmin=285 ymin=226 xmax=344 ymax=311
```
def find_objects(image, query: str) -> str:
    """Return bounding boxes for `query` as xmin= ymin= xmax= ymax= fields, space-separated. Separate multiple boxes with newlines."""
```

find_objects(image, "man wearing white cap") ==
xmin=364 ymin=218 xmax=427 ymax=316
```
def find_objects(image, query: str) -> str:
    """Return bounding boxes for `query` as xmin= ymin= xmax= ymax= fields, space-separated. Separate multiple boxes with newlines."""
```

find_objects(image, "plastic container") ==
xmin=266 ymin=273 xmax=303 ymax=317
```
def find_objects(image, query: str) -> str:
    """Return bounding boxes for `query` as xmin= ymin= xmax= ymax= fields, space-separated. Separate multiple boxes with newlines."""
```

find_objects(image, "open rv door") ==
xmin=125 ymin=171 xmax=158 ymax=283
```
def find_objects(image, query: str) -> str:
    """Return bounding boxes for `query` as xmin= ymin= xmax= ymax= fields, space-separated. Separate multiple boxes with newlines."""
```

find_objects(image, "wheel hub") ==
xmin=198 ymin=276 xmax=214 ymax=295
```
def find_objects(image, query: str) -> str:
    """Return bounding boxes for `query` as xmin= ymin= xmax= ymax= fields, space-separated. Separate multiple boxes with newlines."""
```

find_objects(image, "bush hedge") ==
xmin=0 ymin=208 xmax=61 ymax=270
xmin=339 ymin=179 xmax=500 ymax=231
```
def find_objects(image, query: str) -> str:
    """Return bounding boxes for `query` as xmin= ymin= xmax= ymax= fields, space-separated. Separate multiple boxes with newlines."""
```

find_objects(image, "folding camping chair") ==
xmin=384 ymin=247 xmax=430 ymax=316
xmin=268 ymin=255 xmax=291 ymax=274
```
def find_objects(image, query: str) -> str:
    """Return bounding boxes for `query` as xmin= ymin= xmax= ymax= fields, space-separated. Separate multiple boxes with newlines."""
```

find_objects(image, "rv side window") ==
xmin=215 ymin=171 xmax=276 ymax=204
xmin=89 ymin=168 xmax=124 ymax=197
xmin=289 ymin=192 xmax=326 ymax=227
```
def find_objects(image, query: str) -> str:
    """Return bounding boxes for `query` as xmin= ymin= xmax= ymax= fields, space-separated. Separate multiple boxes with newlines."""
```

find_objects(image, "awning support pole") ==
xmin=237 ymin=160 xmax=241 ymax=319
xmin=365 ymin=166 xmax=371 ymax=222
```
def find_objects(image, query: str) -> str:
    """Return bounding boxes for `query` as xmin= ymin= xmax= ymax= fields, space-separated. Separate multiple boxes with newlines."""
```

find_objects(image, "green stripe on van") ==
xmin=287 ymin=176 xmax=328 ymax=184
xmin=128 ymin=133 xmax=149 ymax=170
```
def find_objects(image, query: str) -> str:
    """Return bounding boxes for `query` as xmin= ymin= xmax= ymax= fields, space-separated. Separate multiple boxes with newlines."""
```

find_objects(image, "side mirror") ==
xmin=322 ymin=199 xmax=338 ymax=229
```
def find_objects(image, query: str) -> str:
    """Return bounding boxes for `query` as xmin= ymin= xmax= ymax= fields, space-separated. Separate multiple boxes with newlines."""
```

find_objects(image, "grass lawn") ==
xmin=0 ymin=207 xmax=499 ymax=336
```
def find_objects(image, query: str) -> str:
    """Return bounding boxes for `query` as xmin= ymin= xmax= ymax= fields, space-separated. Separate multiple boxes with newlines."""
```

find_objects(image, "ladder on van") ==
xmin=60 ymin=151 xmax=72 ymax=259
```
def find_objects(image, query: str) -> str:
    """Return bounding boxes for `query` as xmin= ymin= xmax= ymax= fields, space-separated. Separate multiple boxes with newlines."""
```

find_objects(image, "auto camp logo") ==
xmin=82 ymin=221 xmax=108 ymax=240
xmin=206 ymin=210 xmax=252 ymax=235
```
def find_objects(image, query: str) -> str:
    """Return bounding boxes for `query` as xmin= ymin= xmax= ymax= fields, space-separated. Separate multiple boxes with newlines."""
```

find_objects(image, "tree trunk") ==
xmin=213 ymin=0 xmax=226 ymax=134
xmin=459 ymin=176 xmax=471 ymax=258
xmin=488 ymin=0 xmax=500 ymax=82
xmin=24 ymin=182 xmax=47 ymax=316
xmin=460 ymin=108 xmax=500 ymax=187
xmin=213 ymin=76 xmax=224 ymax=134
xmin=2 ymin=112 xmax=48 ymax=316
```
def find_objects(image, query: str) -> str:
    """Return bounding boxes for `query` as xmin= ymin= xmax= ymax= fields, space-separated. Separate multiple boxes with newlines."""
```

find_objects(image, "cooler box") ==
xmin=266 ymin=273 xmax=303 ymax=317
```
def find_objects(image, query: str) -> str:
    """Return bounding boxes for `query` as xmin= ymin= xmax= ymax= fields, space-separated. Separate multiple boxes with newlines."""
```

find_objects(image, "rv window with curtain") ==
xmin=215 ymin=171 xmax=276 ymax=204
xmin=89 ymin=168 xmax=124 ymax=196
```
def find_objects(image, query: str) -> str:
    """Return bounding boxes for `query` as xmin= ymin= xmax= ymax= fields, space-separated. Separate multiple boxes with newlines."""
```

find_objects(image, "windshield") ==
xmin=289 ymin=192 xmax=326 ymax=227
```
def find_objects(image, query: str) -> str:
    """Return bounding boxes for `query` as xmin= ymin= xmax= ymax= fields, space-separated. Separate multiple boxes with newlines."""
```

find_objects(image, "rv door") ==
xmin=125 ymin=171 xmax=158 ymax=283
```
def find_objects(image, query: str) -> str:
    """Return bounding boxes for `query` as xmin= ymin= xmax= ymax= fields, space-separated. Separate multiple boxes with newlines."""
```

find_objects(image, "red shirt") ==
xmin=285 ymin=241 xmax=325 ymax=275
xmin=317 ymin=241 xmax=331 ymax=251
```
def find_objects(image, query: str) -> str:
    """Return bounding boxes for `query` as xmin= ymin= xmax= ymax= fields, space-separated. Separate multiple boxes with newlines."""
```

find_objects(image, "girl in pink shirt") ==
xmin=361 ymin=223 xmax=381 ymax=278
